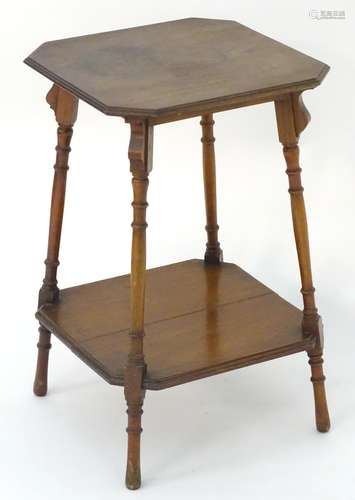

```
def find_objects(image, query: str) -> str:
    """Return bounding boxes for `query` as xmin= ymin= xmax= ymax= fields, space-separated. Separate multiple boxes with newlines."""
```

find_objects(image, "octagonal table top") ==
xmin=24 ymin=18 xmax=329 ymax=119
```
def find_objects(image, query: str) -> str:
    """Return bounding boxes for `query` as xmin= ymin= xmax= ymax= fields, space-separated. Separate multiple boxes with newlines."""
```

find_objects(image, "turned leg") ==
xmin=308 ymin=328 xmax=330 ymax=432
xmin=274 ymin=92 xmax=330 ymax=432
xmin=124 ymin=119 xmax=153 ymax=489
xmin=200 ymin=114 xmax=223 ymax=263
xmin=34 ymin=85 xmax=78 ymax=396
xmin=33 ymin=326 xmax=52 ymax=396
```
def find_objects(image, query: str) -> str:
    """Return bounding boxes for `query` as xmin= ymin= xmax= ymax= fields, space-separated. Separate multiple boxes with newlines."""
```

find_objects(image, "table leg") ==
xmin=34 ymin=84 xmax=78 ymax=396
xmin=124 ymin=119 xmax=153 ymax=489
xmin=274 ymin=92 xmax=330 ymax=433
xmin=200 ymin=114 xmax=223 ymax=264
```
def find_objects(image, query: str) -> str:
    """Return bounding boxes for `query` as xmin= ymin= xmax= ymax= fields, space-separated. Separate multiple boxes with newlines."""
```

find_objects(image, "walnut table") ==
xmin=25 ymin=18 xmax=331 ymax=490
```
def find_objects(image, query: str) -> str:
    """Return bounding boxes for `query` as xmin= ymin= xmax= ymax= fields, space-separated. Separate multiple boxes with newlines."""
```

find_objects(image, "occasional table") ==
xmin=25 ymin=18 xmax=330 ymax=490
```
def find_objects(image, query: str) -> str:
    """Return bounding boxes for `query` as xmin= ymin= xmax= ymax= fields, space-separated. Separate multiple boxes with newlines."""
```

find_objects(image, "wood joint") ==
xmin=38 ymin=284 xmax=59 ymax=307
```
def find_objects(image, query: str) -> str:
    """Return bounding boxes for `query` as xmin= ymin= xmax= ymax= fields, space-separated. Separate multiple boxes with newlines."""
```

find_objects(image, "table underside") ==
xmin=36 ymin=260 xmax=315 ymax=390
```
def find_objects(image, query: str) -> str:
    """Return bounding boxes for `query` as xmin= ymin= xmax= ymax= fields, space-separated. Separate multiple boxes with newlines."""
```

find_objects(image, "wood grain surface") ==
xmin=37 ymin=260 xmax=314 ymax=389
xmin=24 ymin=18 xmax=329 ymax=118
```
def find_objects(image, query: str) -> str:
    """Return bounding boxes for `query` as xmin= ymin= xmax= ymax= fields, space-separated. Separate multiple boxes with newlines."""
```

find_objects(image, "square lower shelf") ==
xmin=36 ymin=259 xmax=315 ymax=390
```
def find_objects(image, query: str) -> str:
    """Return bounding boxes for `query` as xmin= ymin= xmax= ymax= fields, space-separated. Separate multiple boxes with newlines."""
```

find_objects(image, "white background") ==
xmin=1 ymin=1 xmax=355 ymax=499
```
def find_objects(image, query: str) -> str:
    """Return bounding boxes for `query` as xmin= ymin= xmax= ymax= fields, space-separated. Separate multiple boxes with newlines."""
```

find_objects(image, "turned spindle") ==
xmin=274 ymin=92 xmax=330 ymax=433
xmin=33 ymin=326 xmax=52 ymax=396
xmin=200 ymin=114 xmax=223 ymax=264
xmin=124 ymin=119 xmax=153 ymax=489
xmin=34 ymin=84 xmax=78 ymax=397
xmin=308 ymin=326 xmax=330 ymax=432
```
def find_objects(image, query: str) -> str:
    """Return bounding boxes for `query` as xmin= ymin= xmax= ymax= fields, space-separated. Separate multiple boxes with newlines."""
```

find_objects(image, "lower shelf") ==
xmin=36 ymin=259 xmax=315 ymax=390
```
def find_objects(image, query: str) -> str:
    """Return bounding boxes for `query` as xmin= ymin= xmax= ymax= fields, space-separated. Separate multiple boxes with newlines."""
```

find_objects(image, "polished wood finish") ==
xmin=308 ymin=329 xmax=331 ymax=433
xmin=26 ymin=19 xmax=330 ymax=490
xmin=38 ymin=85 xmax=78 ymax=306
xmin=124 ymin=119 xmax=152 ymax=489
xmin=36 ymin=259 xmax=316 ymax=389
xmin=274 ymin=92 xmax=330 ymax=432
xmin=34 ymin=84 xmax=78 ymax=396
xmin=24 ymin=18 xmax=329 ymax=120
xmin=201 ymin=114 xmax=223 ymax=264
xmin=33 ymin=326 xmax=52 ymax=396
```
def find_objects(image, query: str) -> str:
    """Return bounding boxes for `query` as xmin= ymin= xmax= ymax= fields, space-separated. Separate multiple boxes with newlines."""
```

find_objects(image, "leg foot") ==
xmin=33 ymin=326 xmax=51 ymax=396
xmin=125 ymin=396 xmax=144 ymax=490
xmin=125 ymin=445 xmax=142 ymax=490
xmin=308 ymin=349 xmax=330 ymax=432
xmin=126 ymin=469 xmax=141 ymax=490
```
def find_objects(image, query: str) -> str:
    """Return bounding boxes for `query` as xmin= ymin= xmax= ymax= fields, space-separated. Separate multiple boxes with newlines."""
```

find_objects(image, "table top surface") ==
xmin=25 ymin=18 xmax=329 ymax=119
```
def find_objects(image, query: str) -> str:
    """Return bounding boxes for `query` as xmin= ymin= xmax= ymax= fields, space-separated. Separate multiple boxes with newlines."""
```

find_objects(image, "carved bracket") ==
xmin=291 ymin=92 xmax=311 ymax=138
xmin=127 ymin=119 xmax=153 ymax=178
xmin=275 ymin=92 xmax=310 ymax=144
xmin=46 ymin=84 xmax=78 ymax=126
